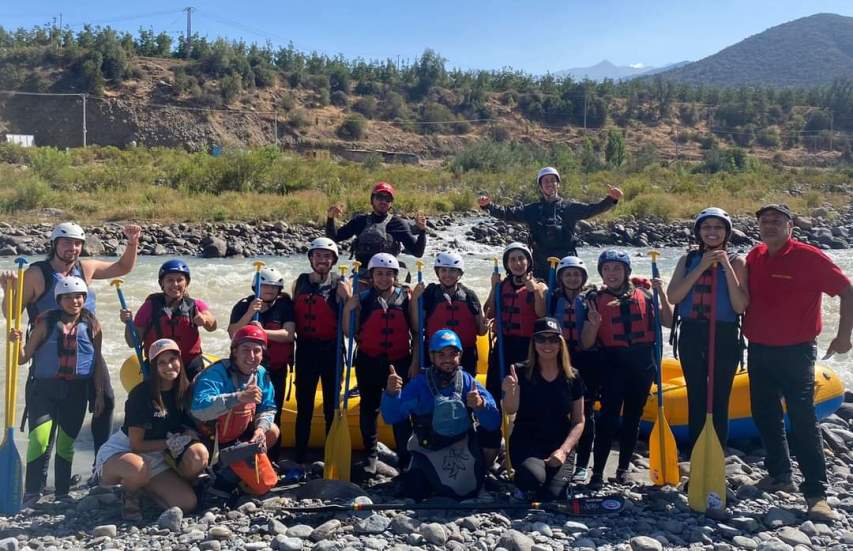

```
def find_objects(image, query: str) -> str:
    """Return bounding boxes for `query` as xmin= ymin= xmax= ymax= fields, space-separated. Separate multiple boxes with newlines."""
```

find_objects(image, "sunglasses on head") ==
xmin=373 ymin=193 xmax=393 ymax=202
xmin=534 ymin=334 xmax=561 ymax=344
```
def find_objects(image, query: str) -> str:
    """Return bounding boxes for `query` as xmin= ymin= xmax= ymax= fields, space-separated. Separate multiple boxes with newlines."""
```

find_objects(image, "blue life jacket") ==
xmin=32 ymin=309 xmax=96 ymax=380
xmin=427 ymin=369 xmax=471 ymax=438
xmin=676 ymin=251 xmax=738 ymax=323
xmin=27 ymin=260 xmax=97 ymax=324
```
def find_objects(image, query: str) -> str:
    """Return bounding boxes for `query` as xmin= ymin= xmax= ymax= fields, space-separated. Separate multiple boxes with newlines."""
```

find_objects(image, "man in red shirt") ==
xmin=744 ymin=204 xmax=852 ymax=522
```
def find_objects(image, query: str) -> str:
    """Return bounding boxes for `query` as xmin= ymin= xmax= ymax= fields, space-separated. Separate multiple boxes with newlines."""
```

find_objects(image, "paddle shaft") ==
xmin=4 ymin=280 xmax=13 ymax=430
xmin=493 ymin=263 xmax=506 ymax=380
xmin=417 ymin=263 xmax=424 ymax=371
xmin=114 ymin=284 xmax=147 ymax=378
xmin=545 ymin=258 xmax=559 ymax=316
xmin=252 ymin=267 xmax=263 ymax=322
xmin=10 ymin=258 xmax=26 ymax=424
xmin=342 ymin=267 xmax=361 ymax=411
xmin=706 ymin=263 xmax=718 ymax=412
xmin=332 ymin=271 xmax=346 ymax=412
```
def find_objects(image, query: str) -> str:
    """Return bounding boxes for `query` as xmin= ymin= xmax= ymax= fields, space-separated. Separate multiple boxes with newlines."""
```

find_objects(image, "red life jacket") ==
xmin=500 ymin=279 xmax=537 ymax=338
xmin=550 ymin=289 xmax=582 ymax=349
xmin=293 ymin=273 xmax=339 ymax=342
xmin=142 ymin=293 xmax=201 ymax=366
xmin=264 ymin=318 xmax=293 ymax=371
xmin=424 ymin=284 xmax=479 ymax=348
xmin=592 ymin=286 xmax=656 ymax=348
xmin=217 ymin=371 xmax=257 ymax=444
xmin=358 ymin=287 xmax=411 ymax=361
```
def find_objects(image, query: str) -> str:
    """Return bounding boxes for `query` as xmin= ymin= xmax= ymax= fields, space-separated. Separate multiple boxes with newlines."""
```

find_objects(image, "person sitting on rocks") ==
xmin=502 ymin=317 xmax=585 ymax=501
xmin=381 ymin=329 xmax=499 ymax=500
xmin=578 ymin=250 xmax=673 ymax=489
xmin=228 ymin=265 xmax=294 ymax=461
xmin=411 ymin=251 xmax=487 ymax=377
xmin=9 ymin=277 xmax=109 ymax=508
xmin=478 ymin=167 xmax=622 ymax=280
xmin=96 ymin=339 xmax=209 ymax=521
xmin=326 ymin=181 xmax=427 ymax=276
xmin=191 ymin=325 xmax=279 ymax=499
xmin=120 ymin=260 xmax=217 ymax=382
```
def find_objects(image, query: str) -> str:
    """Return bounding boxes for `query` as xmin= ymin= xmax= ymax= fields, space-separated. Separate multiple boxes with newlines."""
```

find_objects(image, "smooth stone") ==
xmin=244 ymin=544 xmax=269 ymax=550
xmin=460 ymin=516 xmax=480 ymax=531
xmin=563 ymin=520 xmax=589 ymax=533
xmin=363 ymin=536 xmax=388 ymax=550
xmin=157 ymin=506 xmax=183 ymax=532
xmin=209 ymin=526 xmax=233 ymax=539
xmin=498 ymin=529 xmax=535 ymax=551
xmin=629 ymin=536 xmax=663 ymax=551
xmin=92 ymin=525 xmax=117 ymax=538
xmin=419 ymin=523 xmax=447 ymax=546
xmin=0 ymin=538 xmax=17 ymax=551
xmin=313 ymin=541 xmax=340 ymax=551
xmin=775 ymin=527 xmax=810 ymax=547
xmin=184 ymin=529 xmax=205 ymax=542
xmin=287 ymin=524 xmax=314 ymax=539
xmin=764 ymin=508 xmax=798 ymax=528
xmin=573 ymin=537 xmax=596 ymax=550
xmin=732 ymin=536 xmax=758 ymax=550
xmin=531 ymin=545 xmax=553 ymax=551
xmin=730 ymin=516 xmax=761 ymax=532
xmin=356 ymin=514 xmax=390 ymax=534
xmin=389 ymin=514 xmax=419 ymax=535
xmin=840 ymin=531 xmax=853 ymax=544
xmin=268 ymin=518 xmax=288 ymax=536
xmin=199 ymin=541 xmax=221 ymax=551
xmin=273 ymin=536 xmax=303 ymax=551
xmin=311 ymin=519 xmax=341 ymax=541
xmin=531 ymin=522 xmax=553 ymax=538
xmin=755 ymin=538 xmax=793 ymax=551
xmin=238 ymin=501 xmax=258 ymax=513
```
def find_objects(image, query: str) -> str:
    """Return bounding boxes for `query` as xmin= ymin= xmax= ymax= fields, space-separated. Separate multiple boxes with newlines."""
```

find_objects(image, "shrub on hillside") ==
xmin=331 ymin=90 xmax=349 ymax=107
xmin=419 ymin=102 xmax=455 ymax=134
xmin=353 ymin=96 xmax=378 ymax=118
xmin=337 ymin=114 xmax=366 ymax=140
xmin=288 ymin=109 xmax=310 ymax=129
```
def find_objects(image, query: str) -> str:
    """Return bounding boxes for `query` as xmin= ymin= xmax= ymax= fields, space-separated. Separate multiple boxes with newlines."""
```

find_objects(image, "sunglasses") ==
xmin=373 ymin=193 xmax=394 ymax=202
xmin=533 ymin=334 xmax=561 ymax=344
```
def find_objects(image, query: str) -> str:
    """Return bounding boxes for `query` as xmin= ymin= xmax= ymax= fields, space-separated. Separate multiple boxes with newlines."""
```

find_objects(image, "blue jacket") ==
xmin=191 ymin=360 xmax=277 ymax=431
xmin=381 ymin=370 xmax=500 ymax=431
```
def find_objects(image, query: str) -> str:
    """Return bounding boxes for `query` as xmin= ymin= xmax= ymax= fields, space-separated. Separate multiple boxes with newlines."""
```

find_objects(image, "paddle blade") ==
xmin=323 ymin=412 xmax=351 ymax=482
xmin=649 ymin=409 xmax=680 ymax=486
xmin=688 ymin=414 xmax=727 ymax=512
xmin=0 ymin=429 xmax=22 ymax=514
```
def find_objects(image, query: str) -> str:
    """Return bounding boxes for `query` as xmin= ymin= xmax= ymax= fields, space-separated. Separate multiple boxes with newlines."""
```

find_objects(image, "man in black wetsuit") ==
xmin=326 ymin=181 xmax=427 ymax=274
xmin=478 ymin=167 xmax=622 ymax=279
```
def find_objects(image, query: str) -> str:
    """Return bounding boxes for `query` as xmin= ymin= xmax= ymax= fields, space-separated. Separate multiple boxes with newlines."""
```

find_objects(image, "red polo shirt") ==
xmin=744 ymin=239 xmax=850 ymax=346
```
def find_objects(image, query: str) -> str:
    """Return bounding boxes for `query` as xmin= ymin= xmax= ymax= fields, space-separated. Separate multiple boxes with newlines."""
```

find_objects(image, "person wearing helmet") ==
xmin=666 ymin=208 xmax=748 ymax=458
xmin=480 ymin=242 xmax=547 ymax=466
xmin=501 ymin=317 xmax=586 ymax=501
xmin=411 ymin=251 xmax=487 ymax=376
xmin=1 ymin=221 xmax=141 ymax=485
xmin=290 ymin=237 xmax=352 ymax=467
xmin=381 ymin=329 xmax=499 ymax=500
xmin=326 ymin=181 xmax=428 ymax=272
xmin=478 ymin=167 xmax=622 ymax=279
xmin=119 ymin=259 xmax=217 ymax=381
xmin=191 ymin=325 xmax=280 ymax=499
xmin=577 ymin=250 xmax=673 ymax=490
xmin=547 ymin=256 xmax=599 ymax=483
xmin=9 ymin=276 xmax=109 ymax=507
xmin=228 ymin=265 xmax=295 ymax=457
xmin=343 ymin=252 xmax=417 ymax=476
xmin=96 ymin=339 xmax=208 ymax=520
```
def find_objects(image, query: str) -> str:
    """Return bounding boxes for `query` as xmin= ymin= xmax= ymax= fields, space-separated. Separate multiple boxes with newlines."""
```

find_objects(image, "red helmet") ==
xmin=232 ymin=324 xmax=268 ymax=348
xmin=371 ymin=182 xmax=395 ymax=198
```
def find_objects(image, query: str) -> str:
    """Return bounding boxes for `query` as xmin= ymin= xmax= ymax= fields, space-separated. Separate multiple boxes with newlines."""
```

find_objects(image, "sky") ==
xmin=2 ymin=1 xmax=852 ymax=73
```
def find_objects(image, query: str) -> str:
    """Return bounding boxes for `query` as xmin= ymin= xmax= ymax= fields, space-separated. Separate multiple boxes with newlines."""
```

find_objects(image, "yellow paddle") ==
xmin=647 ymin=251 xmax=679 ymax=486
xmin=0 ymin=257 xmax=26 ymax=513
xmin=324 ymin=264 xmax=353 ymax=481
xmin=688 ymin=261 xmax=727 ymax=512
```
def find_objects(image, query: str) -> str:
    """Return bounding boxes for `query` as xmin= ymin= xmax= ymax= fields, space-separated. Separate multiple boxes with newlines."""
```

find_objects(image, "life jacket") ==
xmin=293 ymin=273 xmax=339 ymax=342
xmin=413 ymin=370 xmax=472 ymax=450
xmin=215 ymin=370 xmax=257 ymax=444
xmin=590 ymin=286 xmax=656 ymax=348
xmin=230 ymin=453 xmax=277 ymax=495
xmin=32 ymin=309 xmax=96 ymax=380
xmin=549 ymin=288 xmax=583 ymax=349
xmin=424 ymin=284 xmax=479 ymax=348
xmin=238 ymin=293 xmax=294 ymax=371
xmin=358 ymin=286 xmax=411 ymax=361
xmin=528 ymin=200 xmax=579 ymax=260
xmin=353 ymin=214 xmax=402 ymax=264
xmin=675 ymin=251 xmax=739 ymax=323
xmin=141 ymin=293 xmax=201 ymax=366
xmin=500 ymin=279 xmax=537 ymax=338
xmin=27 ymin=260 xmax=97 ymax=324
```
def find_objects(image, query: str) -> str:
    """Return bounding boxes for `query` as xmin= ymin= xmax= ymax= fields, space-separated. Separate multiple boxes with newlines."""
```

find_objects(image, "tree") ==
xmin=605 ymin=129 xmax=625 ymax=168
xmin=337 ymin=114 xmax=366 ymax=140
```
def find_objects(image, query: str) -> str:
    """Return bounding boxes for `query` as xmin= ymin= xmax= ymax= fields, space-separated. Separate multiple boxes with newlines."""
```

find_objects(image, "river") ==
xmin=1 ymin=220 xmax=851 ymax=482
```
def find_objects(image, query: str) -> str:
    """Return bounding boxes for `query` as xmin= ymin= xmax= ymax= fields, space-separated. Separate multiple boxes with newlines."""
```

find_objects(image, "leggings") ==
xmin=26 ymin=379 xmax=89 ymax=495
xmin=293 ymin=339 xmax=340 ymax=463
xmin=571 ymin=350 xmax=601 ymax=470
xmin=592 ymin=345 xmax=656 ymax=475
xmin=355 ymin=352 xmax=412 ymax=468
xmin=89 ymin=376 xmax=115 ymax=464
xmin=513 ymin=453 xmax=576 ymax=501
xmin=481 ymin=335 xmax=530 ymax=449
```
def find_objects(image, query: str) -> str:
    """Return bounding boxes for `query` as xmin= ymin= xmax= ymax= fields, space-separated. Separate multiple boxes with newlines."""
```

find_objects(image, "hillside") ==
xmin=654 ymin=13 xmax=853 ymax=87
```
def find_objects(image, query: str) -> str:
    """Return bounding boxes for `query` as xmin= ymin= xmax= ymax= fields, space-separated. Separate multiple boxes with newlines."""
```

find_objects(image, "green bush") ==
xmin=337 ymin=114 xmax=367 ymax=140
xmin=419 ymin=102 xmax=455 ymax=134
xmin=288 ymin=109 xmax=310 ymax=129
xmin=330 ymin=90 xmax=348 ymax=107
xmin=352 ymin=96 xmax=378 ymax=118
xmin=1 ymin=175 xmax=52 ymax=212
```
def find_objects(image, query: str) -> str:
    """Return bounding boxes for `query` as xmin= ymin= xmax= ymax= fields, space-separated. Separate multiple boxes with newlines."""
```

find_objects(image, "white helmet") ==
xmin=435 ymin=251 xmax=464 ymax=273
xmin=502 ymin=242 xmax=533 ymax=273
xmin=693 ymin=207 xmax=733 ymax=242
xmin=308 ymin=237 xmax=339 ymax=260
xmin=50 ymin=222 xmax=85 ymax=243
xmin=367 ymin=253 xmax=399 ymax=272
xmin=557 ymin=256 xmax=588 ymax=285
xmin=254 ymin=267 xmax=284 ymax=290
xmin=54 ymin=276 xmax=88 ymax=300
xmin=536 ymin=166 xmax=561 ymax=185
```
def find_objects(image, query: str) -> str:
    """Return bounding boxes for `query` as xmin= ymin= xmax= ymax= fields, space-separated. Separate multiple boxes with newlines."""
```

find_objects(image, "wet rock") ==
xmin=84 ymin=235 xmax=105 ymax=256
xmin=201 ymin=236 xmax=227 ymax=258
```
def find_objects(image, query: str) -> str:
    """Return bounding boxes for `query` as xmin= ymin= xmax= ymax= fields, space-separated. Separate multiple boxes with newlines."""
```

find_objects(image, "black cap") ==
xmin=533 ymin=317 xmax=561 ymax=336
xmin=755 ymin=203 xmax=793 ymax=220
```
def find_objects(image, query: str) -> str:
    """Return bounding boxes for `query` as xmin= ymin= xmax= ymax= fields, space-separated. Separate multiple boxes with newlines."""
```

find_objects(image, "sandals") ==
xmin=121 ymin=489 xmax=143 ymax=522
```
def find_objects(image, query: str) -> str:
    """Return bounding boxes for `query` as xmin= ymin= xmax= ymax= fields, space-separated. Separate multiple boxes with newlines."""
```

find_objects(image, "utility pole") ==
xmin=583 ymin=87 xmax=588 ymax=133
xmin=81 ymin=94 xmax=88 ymax=148
xmin=184 ymin=7 xmax=194 ymax=59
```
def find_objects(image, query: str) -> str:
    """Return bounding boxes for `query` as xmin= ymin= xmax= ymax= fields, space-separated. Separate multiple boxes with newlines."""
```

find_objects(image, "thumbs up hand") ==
xmin=466 ymin=385 xmax=485 ymax=410
xmin=502 ymin=364 xmax=519 ymax=395
xmin=386 ymin=365 xmax=403 ymax=395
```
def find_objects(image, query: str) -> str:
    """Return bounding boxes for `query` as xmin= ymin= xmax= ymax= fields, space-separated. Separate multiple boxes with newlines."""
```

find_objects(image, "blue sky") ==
xmin=2 ymin=1 xmax=852 ymax=73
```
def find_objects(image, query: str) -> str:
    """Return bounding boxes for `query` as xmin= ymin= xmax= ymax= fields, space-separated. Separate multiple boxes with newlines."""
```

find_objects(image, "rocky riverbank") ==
xmin=1 ymin=204 xmax=851 ymax=260
xmin=1 ymin=395 xmax=853 ymax=551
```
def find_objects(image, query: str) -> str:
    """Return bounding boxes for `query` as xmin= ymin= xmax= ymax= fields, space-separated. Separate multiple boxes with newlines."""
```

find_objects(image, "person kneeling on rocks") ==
xmin=191 ymin=325 xmax=279 ymax=498
xmin=96 ymin=339 xmax=209 ymax=521
xmin=502 ymin=317 xmax=586 ymax=501
xmin=381 ymin=329 xmax=499 ymax=500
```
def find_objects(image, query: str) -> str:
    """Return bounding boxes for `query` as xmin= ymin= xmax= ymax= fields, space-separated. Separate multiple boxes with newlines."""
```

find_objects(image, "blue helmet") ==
xmin=158 ymin=259 xmax=191 ymax=283
xmin=429 ymin=329 xmax=463 ymax=353
xmin=597 ymin=249 xmax=631 ymax=276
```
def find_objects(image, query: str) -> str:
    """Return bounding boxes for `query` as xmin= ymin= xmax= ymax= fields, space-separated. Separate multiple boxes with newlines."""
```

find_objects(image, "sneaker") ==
xmin=756 ymin=475 xmax=796 ymax=493
xmin=121 ymin=490 xmax=143 ymax=522
xmin=283 ymin=467 xmax=305 ymax=484
xmin=806 ymin=497 xmax=840 ymax=523
xmin=587 ymin=473 xmax=604 ymax=491
xmin=572 ymin=467 xmax=589 ymax=484
xmin=614 ymin=468 xmax=630 ymax=485
xmin=22 ymin=492 xmax=41 ymax=509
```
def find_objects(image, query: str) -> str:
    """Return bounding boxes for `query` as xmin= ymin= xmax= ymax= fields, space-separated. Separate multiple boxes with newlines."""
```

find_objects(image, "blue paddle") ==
xmin=492 ymin=257 xmax=512 ymax=474
xmin=251 ymin=261 xmax=266 ymax=322
xmin=342 ymin=261 xmax=361 ymax=413
xmin=545 ymin=256 xmax=560 ymax=316
xmin=416 ymin=260 xmax=425 ymax=373
xmin=111 ymin=279 xmax=148 ymax=380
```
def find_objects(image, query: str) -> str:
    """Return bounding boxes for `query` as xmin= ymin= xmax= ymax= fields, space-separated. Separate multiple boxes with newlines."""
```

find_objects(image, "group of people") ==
xmin=1 ymin=170 xmax=850 ymax=525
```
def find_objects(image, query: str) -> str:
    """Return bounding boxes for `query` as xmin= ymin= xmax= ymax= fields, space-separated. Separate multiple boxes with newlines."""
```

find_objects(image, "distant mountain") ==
xmin=555 ymin=60 xmax=690 ymax=82
xmin=652 ymin=13 xmax=853 ymax=87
